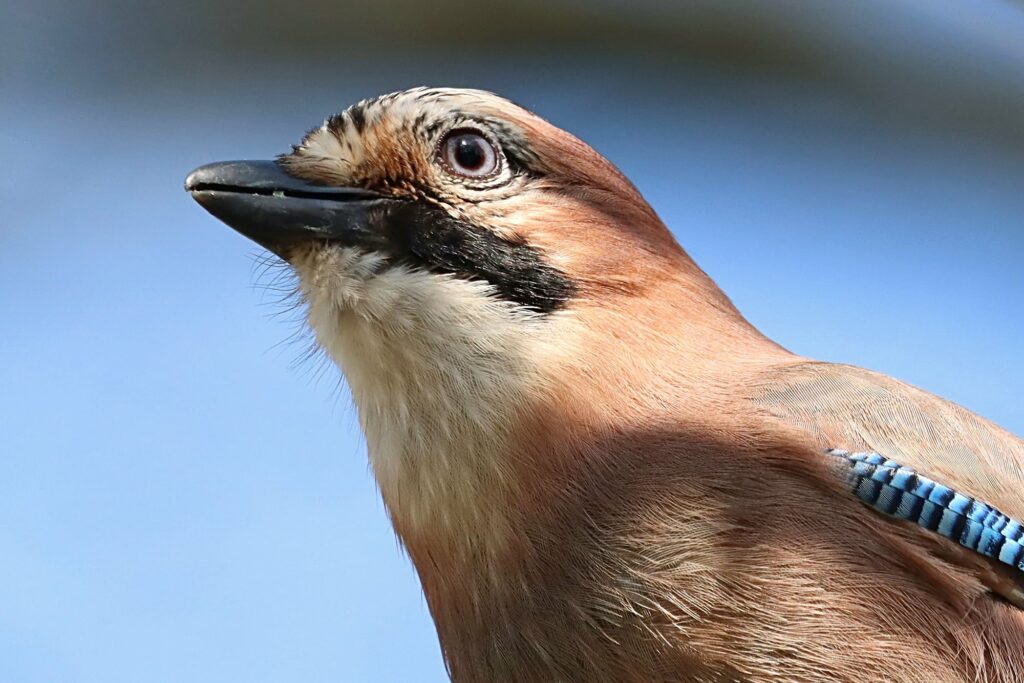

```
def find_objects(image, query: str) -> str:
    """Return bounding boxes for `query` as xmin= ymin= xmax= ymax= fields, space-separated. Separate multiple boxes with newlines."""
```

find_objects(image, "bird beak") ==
xmin=184 ymin=160 xmax=395 ymax=257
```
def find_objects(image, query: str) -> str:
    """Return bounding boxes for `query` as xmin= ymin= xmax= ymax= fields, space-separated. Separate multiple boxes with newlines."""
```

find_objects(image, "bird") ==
xmin=185 ymin=87 xmax=1024 ymax=682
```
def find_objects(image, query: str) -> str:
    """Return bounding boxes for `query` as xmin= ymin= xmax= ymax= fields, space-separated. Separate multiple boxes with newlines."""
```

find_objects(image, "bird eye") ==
xmin=439 ymin=129 xmax=500 ymax=178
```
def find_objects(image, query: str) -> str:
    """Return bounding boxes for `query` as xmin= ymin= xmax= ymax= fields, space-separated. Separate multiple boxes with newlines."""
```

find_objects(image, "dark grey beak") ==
xmin=185 ymin=160 xmax=396 ymax=257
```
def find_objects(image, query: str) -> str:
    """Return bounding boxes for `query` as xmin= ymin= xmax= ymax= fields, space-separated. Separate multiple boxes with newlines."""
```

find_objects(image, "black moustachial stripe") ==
xmin=363 ymin=201 xmax=576 ymax=314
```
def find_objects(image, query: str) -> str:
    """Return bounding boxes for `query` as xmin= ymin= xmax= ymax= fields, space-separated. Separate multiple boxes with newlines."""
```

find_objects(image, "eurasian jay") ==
xmin=186 ymin=88 xmax=1024 ymax=682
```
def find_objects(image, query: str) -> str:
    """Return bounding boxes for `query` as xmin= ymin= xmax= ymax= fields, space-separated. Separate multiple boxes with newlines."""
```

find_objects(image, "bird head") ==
xmin=187 ymin=87 xmax=692 ymax=311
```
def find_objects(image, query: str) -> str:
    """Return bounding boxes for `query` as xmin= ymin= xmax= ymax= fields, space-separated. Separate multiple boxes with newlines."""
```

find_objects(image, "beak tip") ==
xmin=184 ymin=164 xmax=217 ymax=193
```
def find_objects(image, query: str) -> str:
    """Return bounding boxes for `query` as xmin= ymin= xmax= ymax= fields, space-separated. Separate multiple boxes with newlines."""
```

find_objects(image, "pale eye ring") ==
xmin=439 ymin=129 xmax=500 ymax=178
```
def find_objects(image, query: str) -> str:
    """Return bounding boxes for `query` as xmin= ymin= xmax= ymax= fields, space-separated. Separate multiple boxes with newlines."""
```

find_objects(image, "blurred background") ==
xmin=2 ymin=1 xmax=1023 ymax=681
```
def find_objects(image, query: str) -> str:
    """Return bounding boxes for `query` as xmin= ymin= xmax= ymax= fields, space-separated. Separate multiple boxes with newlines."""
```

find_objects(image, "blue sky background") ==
xmin=3 ymin=2 xmax=1023 ymax=681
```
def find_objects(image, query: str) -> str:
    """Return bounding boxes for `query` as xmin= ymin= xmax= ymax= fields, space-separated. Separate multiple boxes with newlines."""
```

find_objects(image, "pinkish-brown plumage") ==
xmin=191 ymin=87 xmax=1024 ymax=682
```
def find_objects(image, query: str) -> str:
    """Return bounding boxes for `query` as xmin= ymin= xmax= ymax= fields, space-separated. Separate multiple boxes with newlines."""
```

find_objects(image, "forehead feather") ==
xmin=325 ymin=88 xmax=531 ymax=141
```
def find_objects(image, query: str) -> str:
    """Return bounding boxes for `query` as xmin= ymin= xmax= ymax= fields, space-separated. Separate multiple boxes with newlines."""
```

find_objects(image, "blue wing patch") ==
xmin=827 ymin=449 xmax=1024 ymax=572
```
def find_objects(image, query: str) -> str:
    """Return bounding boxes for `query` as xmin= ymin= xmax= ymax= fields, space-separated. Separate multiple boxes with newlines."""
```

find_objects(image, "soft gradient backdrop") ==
xmin=3 ymin=1 xmax=1022 ymax=681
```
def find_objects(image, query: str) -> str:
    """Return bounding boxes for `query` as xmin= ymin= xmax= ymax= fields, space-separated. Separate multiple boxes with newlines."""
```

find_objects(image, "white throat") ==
xmin=294 ymin=247 xmax=550 ymax=536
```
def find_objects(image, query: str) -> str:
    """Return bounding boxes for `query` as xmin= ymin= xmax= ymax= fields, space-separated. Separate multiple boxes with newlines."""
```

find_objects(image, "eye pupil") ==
xmin=454 ymin=136 xmax=486 ymax=170
xmin=441 ymin=130 xmax=499 ymax=178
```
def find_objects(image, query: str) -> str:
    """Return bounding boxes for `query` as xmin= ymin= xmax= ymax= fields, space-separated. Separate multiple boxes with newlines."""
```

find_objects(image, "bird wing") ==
xmin=752 ymin=360 xmax=1024 ymax=602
